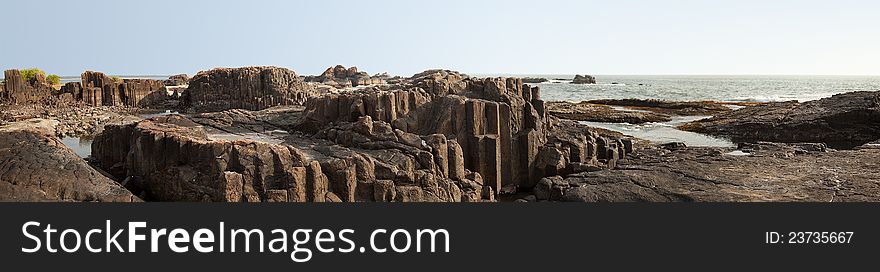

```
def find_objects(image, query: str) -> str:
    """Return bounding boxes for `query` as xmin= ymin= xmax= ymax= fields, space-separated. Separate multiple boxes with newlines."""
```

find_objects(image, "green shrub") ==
xmin=19 ymin=68 xmax=46 ymax=83
xmin=46 ymin=74 xmax=61 ymax=85
xmin=110 ymin=76 xmax=123 ymax=83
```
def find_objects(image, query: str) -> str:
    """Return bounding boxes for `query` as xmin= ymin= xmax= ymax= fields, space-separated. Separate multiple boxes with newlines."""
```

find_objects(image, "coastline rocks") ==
xmin=587 ymin=99 xmax=734 ymax=116
xmin=554 ymin=143 xmax=880 ymax=202
xmin=79 ymin=71 xmax=168 ymax=107
xmin=182 ymin=66 xmax=317 ymax=112
xmin=521 ymin=77 xmax=548 ymax=84
xmin=571 ymin=74 xmax=596 ymax=84
xmin=164 ymin=74 xmax=189 ymax=86
xmin=680 ymin=91 xmax=880 ymax=149
xmin=547 ymin=101 xmax=672 ymax=123
xmin=305 ymin=65 xmax=385 ymax=88
xmin=0 ymin=127 xmax=140 ymax=202
xmin=2 ymin=69 xmax=55 ymax=104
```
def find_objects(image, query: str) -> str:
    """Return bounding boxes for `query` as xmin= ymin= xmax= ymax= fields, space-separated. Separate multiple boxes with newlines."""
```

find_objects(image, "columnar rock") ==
xmin=2 ymin=69 xmax=55 ymax=104
xmin=301 ymin=71 xmax=629 ymax=195
xmin=0 ymin=128 xmax=140 ymax=202
xmin=77 ymin=71 xmax=167 ymax=107
xmin=181 ymin=66 xmax=317 ymax=112
xmin=305 ymin=65 xmax=386 ymax=88
xmin=92 ymin=115 xmax=329 ymax=202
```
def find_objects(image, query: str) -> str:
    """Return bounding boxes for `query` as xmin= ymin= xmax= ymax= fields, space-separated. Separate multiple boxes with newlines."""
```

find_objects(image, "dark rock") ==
xmin=587 ymin=99 xmax=734 ymax=116
xmin=547 ymin=101 xmax=672 ymax=123
xmin=558 ymin=143 xmax=880 ymax=202
xmin=164 ymin=74 xmax=189 ymax=86
xmin=521 ymin=77 xmax=548 ymax=84
xmin=181 ymin=66 xmax=317 ymax=112
xmin=681 ymin=91 xmax=880 ymax=149
xmin=571 ymin=74 xmax=596 ymax=84
xmin=0 ymin=128 xmax=139 ymax=202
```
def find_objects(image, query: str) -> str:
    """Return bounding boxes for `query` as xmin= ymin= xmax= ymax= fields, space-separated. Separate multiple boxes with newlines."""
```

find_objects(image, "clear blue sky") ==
xmin=2 ymin=0 xmax=879 ymax=76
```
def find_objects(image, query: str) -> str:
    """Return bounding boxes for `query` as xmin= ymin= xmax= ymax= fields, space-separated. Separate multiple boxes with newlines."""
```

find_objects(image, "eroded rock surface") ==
xmin=547 ymin=101 xmax=672 ymax=123
xmin=182 ymin=66 xmax=318 ymax=112
xmin=536 ymin=142 xmax=880 ymax=202
xmin=305 ymin=65 xmax=386 ymax=88
xmin=681 ymin=91 xmax=880 ymax=149
xmin=92 ymin=72 xmax=631 ymax=202
xmin=0 ymin=126 xmax=139 ymax=202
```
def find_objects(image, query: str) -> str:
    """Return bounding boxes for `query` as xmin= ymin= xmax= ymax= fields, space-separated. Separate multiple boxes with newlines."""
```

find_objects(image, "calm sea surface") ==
xmin=490 ymin=75 xmax=880 ymax=102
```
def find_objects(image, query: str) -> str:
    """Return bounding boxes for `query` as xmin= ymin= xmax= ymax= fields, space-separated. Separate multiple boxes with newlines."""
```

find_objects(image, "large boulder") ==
xmin=181 ymin=66 xmax=317 ymax=112
xmin=571 ymin=74 xmax=596 ymax=84
xmin=681 ymin=91 xmax=880 ymax=149
xmin=0 ymin=125 xmax=139 ymax=202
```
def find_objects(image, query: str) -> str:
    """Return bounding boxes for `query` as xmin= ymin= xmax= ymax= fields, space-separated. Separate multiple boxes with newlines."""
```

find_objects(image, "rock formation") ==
xmin=547 ymin=101 xmax=672 ymax=123
xmin=0 ymin=126 xmax=140 ymax=202
xmin=680 ymin=91 xmax=880 ymax=149
xmin=300 ymin=72 xmax=629 ymax=194
xmin=305 ymin=65 xmax=386 ymax=88
xmin=182 ymin=66 xmax=317 ymax=112
xmin=526 ymin=142 xmax=880 ymax=202
xmin=521 ymin=77 xmax=548 ymax=84
xmin=2 ymin=69 xmax=55 ymax=104
xmin=91 ymin=71 xmax=631 ymax=202
xmin=74 ymin=71 xmax=169 ymax=107
xmin=164 ymin=74 xmax=189 ymax=86
xmin=571 ymin=74 xmax=596 ymax=84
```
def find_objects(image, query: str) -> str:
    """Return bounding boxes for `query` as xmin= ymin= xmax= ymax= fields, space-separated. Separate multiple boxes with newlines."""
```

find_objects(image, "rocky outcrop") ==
xmin=91 ymin=71 xmax=631 ymax=202
xmin=91 ymin=113 xmax=484 ymax=202
xmin=525 ymin=142 xmax=880 ymax=202
xmin=301 ymin=73 xmax=630 ymax=194
xmin=547 ymin=101 xmax=672 ymax=123
xmin=681 ymin=91 xmax=880 ymax=149
xmin=521 ymin=77 xmax=548 ymax=84
xmin=2 ymin=69 xmax=55 ymax=104
xmin=78 ymin=71 xmax=167 ymax=107
xmin=182 ymin=66 xmax=317 ymax=112
xmin=0 ymin=126 xmax=139 ymax=202
xmin=305 ymin=65 xmax=386 ymax=88
xmin=587 ymin=99 xmax=734 ymax=116
xmin=571 ymin=74 xmax=596 ymax=84
xmin=164 ymin=74 xmax=189 ymax=86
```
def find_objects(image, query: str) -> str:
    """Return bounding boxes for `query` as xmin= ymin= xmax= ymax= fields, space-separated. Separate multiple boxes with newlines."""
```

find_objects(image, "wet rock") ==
xmin=0 ymin=128 xmax=139 ymax=202
xmin=681 ymin=91 xmax=880 ymax=149
xmin=547 ymin=101 xmax=672 ymax=123
xmin=587 ymin=99 xmax=733 ymax=116
xmin=521 ymin=77 xmax=548 ymax=84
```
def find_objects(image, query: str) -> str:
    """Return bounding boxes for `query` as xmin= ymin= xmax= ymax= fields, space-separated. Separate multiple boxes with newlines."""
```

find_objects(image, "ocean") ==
xmin=503 ymin=75 xmax=880 ymax=103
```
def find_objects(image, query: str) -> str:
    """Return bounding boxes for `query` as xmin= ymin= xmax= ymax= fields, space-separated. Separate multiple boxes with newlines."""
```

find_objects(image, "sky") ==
xmin=1 ymin=0 xmax=879 ymax=77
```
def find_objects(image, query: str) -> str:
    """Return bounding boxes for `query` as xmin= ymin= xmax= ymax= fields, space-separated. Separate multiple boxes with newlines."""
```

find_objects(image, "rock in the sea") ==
xmin=0 ymin=127 xmax=139 ymax=202
xmin=680 ymin=91 xmax=880 ymax=149
xmin=587 ymin=99 xmax=733 ymax=116
xmin=571 ymin=74 xmax=596 ymax=84
xmin=547 ymin=101 xmax=672 ymax=123
xmin=521 ymin=77 xmax=548 ymax=84
xmin=181 ymin=66 xmax=317 ymax=112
